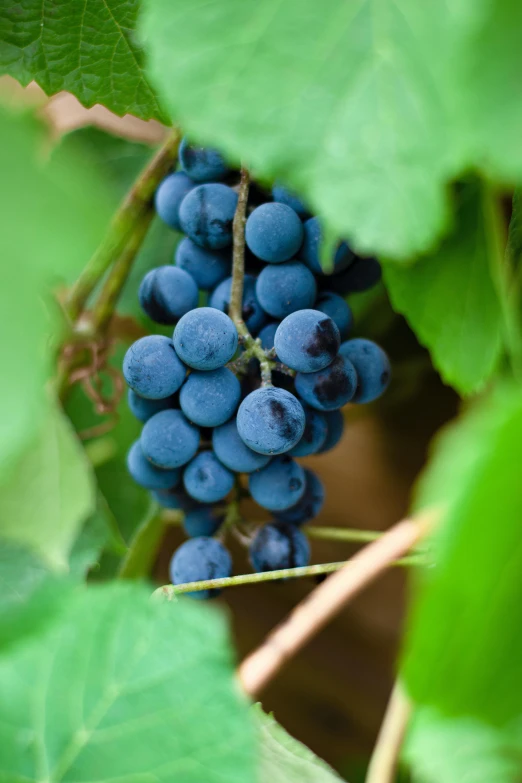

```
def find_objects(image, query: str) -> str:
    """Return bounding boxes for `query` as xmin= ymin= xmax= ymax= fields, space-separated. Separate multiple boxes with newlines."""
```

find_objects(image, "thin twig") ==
xmin=306 ymin=526 xmax=384 ymax=543
xmin=153 ymin=551 xmax=424 ymax=600
xmin=238 ymin=511 xmax=435 ymax=697
xmin=65 ymin=129 xmax=181 ymax=322
xmin=366 ymin=681 xmax=411 ymax=783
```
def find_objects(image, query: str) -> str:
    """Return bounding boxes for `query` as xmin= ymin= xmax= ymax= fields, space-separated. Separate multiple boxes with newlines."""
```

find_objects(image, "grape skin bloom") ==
xmin=123 ymin=335 xmax=186 ymax=400
xmin=249 ymin=455 xmax=306 ymax=511
xmin=274 ymin=310 xmax=340 ymax=373
xmin=237 ymin=387 xmax=305 ymax=455
xmin=246 ymin=202 xmax=303 ymax=263
xmin=173 ymin=307 xmax=238 ymax=371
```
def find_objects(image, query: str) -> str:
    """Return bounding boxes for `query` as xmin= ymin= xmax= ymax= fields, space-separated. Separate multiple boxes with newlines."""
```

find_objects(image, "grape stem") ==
xmin=153 ymin=551 xmax=424 ymax=599
xmin=229 ymin=166 xmax=276 ymax=386
xmin=65 ymin=129 xmax=181 ymax=323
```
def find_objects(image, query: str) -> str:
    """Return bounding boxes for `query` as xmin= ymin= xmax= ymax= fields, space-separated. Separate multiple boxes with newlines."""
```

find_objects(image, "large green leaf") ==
xmin=0 ymin=399 xmax=95 ymax=569
xmin=0 ymin=543 xmax=71 ymax=651
xmin=0 ymin=108 xmax=112 ymax=475
xmin=0 ymin=0 xmax=166 ymax=121
xmin=383 ymin=181 xmax=505 ymax=394
xmin=139 ymin=0 xmax=522 ymax=260
xmin=404 ymin=707 xmax=522 ymax=783
xmin=401 ymin=385 xmax=522 ymax=780
xmin=255 ymin=707 xmax=344 ymax=783
xmin=0 ymin=581 xmax=255 ymax=782
xmin=140 ymin=0 xmax=453 ymax=259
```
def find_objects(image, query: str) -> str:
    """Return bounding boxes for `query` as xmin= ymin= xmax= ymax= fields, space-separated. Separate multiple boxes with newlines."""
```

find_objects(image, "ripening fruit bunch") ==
xmin=123 ymin=138 xmax=390 ymax=599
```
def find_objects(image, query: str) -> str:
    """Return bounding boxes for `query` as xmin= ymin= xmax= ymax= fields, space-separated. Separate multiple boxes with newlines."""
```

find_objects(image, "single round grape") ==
xmin=249 ymin=521 xmax=310 ymax=572
xmin=179 ymin=183 xmax=238 ymax=249
xmin=317 ymin=410 xmax=345 ymax=453
xmin=173 ymin=307 xmax=238 ymax=370
xmin=210 ymin=274 xmax=267 ymax=334
xmin=301 ymin=217 xmax=354 ymax=274
xmin=272 ymin=183 xmax=309 ymax=217
xmin=288 ymin=406 xmax=327 ymax=457
xmin=152 ymin=487 xmax=197 ymax=511
xmin=212 ymin=418 xmax=271 ymax=473
xmin=183 ymin=507 xmax=223 ymax=538
xmin=141 ymin=409 xmax=199 ymax=469
xmin=183 ymin=451 xmax=235 ymax=503
xmin=245 ymin=202 xmax=304 ymax=263
xmin=127 ymin=389 xmax=177 ymax=422
xmin=258 ymin=322 xmax=279 ymax=352
xmin=256 ymin=262 xmax=317 ymax=319
xmin=180 ymin=367 xmax=241 ymax=427
xmin=276 ymin=469 xmax=325 ymax=525
xmin=154 ymin=172 xmax=195 ymax=231
xmin=126 ymin=441 xmax=180 ymax=490
xmin=295 ymin=355 xmax=357 ymax=411
xmin=321 ymin=257 xmax=382 ymax=295
xmin=315 ymin=292 xmax=353 ymax=340
xmin=249 ymin=455 xmax=306 ymax=511
xmin=175 ymin=237 xmax=230 ymax=291
xmin=237 ymin=387 xmax=305 ymax=455
xmin=339 ymin=338 xmax=391 ymax=403
xmin=179 ymin=138 xmax=229 ymax=182
xmin=274 ymin=310 xmax=340 ymax=373
xmin=169 ymin=537 xmax=232 ymax=599
xmin=138 ymin=266 xmax=198 ymax=325
xmin=123 ymin=335 xmax=186 ymax=399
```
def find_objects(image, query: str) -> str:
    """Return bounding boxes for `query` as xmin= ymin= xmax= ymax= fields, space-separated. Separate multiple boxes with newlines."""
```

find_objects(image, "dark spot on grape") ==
xmin=381 ymin=369 xmax=390 ymax=386
xmin=289 ymin=478 xmax=302 ymax=492
xmin=306 ymin=318 xmax=339 ymax=359
xmin=314 ymin=357 xmax=352 ymax=404
xmin=268 ymin=400 xmax=298 ymax=441
xmin=182 ymin=143 xmax=198 ymax=167
xmin=196 ymin=468 xmax=208 ymax=483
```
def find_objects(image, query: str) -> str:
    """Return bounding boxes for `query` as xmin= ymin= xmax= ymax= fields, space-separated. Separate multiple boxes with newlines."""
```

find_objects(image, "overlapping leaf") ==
xmin=0 ymin=0 xmax=166 ymax=120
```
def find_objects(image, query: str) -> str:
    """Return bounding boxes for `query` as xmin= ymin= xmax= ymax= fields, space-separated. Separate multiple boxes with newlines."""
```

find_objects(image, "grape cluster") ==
xmin=123 ymin=138 xmax=390 ymax=598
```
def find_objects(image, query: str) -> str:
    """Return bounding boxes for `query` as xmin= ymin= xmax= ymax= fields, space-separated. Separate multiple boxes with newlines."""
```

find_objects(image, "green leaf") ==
xmin=404 ymin=707 xmax=522 ymax=783
xmin=383 ymin=182 xmax=504 ymax=394
xmin=0 ymin=398 xmax=95 ymax=569
xmin=0 ymin=108 xmax=113 ymax=474
xmin=139 ymin=0 xmax=522 ymax=260
xmin=0 ymin=542 xmax=71 ymax=651
xmin=401 ymin=385 xmax=522 ymax=779
xmin=0 ymin=581 xmax=255 ymax=782
xmin=141 ymin=0 xmax=454 ymax=259
xmin=255 ymin=706 xmax=344 ymax=783
xmin=0 ymin=0 xmax=166 ymax=121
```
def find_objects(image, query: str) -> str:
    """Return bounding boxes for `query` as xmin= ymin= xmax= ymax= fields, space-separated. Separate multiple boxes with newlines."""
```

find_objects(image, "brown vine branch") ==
xmin=238 ymin=511 xmax=436 ymax=697
xmin=366 ymin=681 xmax=411 ymax=783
